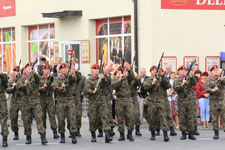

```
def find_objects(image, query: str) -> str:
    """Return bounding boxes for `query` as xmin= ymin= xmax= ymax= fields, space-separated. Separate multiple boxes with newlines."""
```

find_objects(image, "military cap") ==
xmin=178 ymin=65 xmax=185 ymax=71
xmin=43 ymin=64 xmax=51 ymax=69
xmin=59 ymin=63 xmax=67 ymax=69
xmin=149 ymin=65 xmax=157 ymax=72
xmin=91 ymin=64 xmax=100 ymax=69
xmin=13 ymin=66 xmax=19 ymax=71
xmin=210 ymin=65 xmax=218 ymax=71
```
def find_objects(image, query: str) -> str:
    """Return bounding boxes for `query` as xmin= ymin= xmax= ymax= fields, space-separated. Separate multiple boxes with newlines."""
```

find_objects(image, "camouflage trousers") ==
xmin=178 ymin=100 xmax=195 ymax=131
xmin=56 ymin=97 xmax=77 ymax=134
xmin=164 ymin=100 xmax=174 ymax=128
xmin=193 ymin=101 xmax=198 ymax=127
xmin=88 ymin=101 xmax=110 ymax=132
xmin=75 ymin=97 xmax=82 ymax=129
xmin=40 ymin=96 xmax=58 ymax=130
xmin=148 ymin=101 xmax=169 ymax=131
xmin=10 ymin=98 xmax=24 ymax=133
xmin=133 ymin=96 xmax=141 ymax=126
xmin=115 ymin=99 xmax=134 ymax=132
xmin=23 ymin=97 xmax=46 ymax=135
xmin=0 ymin=95 xmax=9 ymax=136
xmin=210 ymin=100 xmax=225 ymax=131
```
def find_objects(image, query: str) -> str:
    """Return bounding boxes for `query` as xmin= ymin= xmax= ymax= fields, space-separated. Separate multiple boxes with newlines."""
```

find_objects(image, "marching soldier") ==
xmin=111 ymin=65 xmax=135 ymax=142
xmin=0 ymin=73 xmax=9 ymax=147
xmin=17 ymin=62 xmax=48 ymax=145
xmin=205 ymin=65 xmax=225 ymax=139
xmin=52 ymin=63 xmax=78 ymax=144
xmin=143 ymin=66 xmax=170 ymax=142
xmin=84 ymin=64 xmax=112 ymax=143
xmin=39 ymin=64 xmax=59 ymax=139
xmin=173 ymin=65 xmax=197 ymax=140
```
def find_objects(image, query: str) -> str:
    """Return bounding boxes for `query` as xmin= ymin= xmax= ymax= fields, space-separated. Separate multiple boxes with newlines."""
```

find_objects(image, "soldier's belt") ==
xmin=0 ymin=93 xmax=5 ymax=96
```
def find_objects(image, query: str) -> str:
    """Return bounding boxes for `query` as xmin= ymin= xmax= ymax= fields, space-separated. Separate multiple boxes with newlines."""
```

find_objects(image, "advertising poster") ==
xmin=0 ymin=0 xmax=16 ymax=17
xmin=81 ymin=40 xmax=90 ymax=63
xmin=184 ymin=56 xmax=199 ymax=68
xmin=205 ymin=56 xmax=220 ymax=72
xmin=161 ymin=56 xmax=177 ymax=72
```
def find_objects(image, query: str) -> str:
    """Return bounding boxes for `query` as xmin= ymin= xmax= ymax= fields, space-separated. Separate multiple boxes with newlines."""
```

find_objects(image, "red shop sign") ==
xmin=67 ymin=50 xmax=75 ymax=56
xmin=161 ymin=0 xmax=225 ymax=10
xmin=0 ymin=0 xmax=16 ymax=17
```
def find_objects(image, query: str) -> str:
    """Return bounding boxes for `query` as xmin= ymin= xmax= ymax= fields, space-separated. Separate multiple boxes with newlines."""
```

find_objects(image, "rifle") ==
xmin=95 ymin=50 xmax=104 ymax=90
xmin=130 ymin=55 xmax=136 ymax=72
xmin=15 ymin=59 xmax=21 ymax=83
xmin=156 ymin=52 xmax=164 ymax=78
xmin=68 ymin=53 xmax=73 ymax=73
xmin=121 ymin=51 xmax=125 ymax=75
xmin=185 ymin=59 xmax=196 ymax=80
xmin=216 ymin=68 xmax=224 ymax=85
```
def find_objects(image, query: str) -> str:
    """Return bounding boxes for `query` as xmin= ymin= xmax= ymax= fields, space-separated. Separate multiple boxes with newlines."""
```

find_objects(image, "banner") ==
xmin=0 ymin=0 xmax=16 ymax=17
xmin=161 ymin=0 xmax=225 ymax=10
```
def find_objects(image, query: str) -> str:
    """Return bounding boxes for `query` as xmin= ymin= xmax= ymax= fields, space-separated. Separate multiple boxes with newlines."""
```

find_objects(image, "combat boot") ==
xmin=13 ymin=132 xmax=19 ymax=140
xmin=25 ymin=135 xmax=32 ymax=144
xmin=2 ymin=136 xmax=8 ymax=147
xmin=135 ymin=125 xmax=142 ymax=136
xmin=77 ymin=128 xmax=81 ymax=137
xmin=156 ymin=128 xmax=160 ymax=136
xmin=91 ymin=132 xmax=96 ymax=142
xmin=53 ymin=129 xmax=59 ymax=139
xmin=60 ymin=133 xmax=65 ymax=143
xmin=150 ymin=131 xmax=156 ymax=140
xmin=71 ymin=132 xmax=77 ymax=144
xmin=169 ymin=127 xmax=177 ymax=136
xmin=163 ymin=131 xmax=169 ymax=142
xmin=105 ymin=130 xmax=111 ymax=143
xmin=194 ymin=126 xmax=200 ymax=136
xmin=40 ymin=133 xmax=48 ymax=145
xmin=188 ymin=131 xmax=196 ymax=140
xmin=213 ymin=130 xmax=219 ymax=140
xmin=97 ymin=129 xmax=103 ymax=137
xmin=180 ymin=131 xmax=186 ymax=140
xmin=127 ymin=130 xmax=134 ymax=142
xmin=118 ymin=132 xmax=125 ymax=141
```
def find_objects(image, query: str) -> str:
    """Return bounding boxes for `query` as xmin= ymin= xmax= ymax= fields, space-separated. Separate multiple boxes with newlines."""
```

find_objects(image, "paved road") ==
xmin=2 ymin=118 xmax=225 ymax=150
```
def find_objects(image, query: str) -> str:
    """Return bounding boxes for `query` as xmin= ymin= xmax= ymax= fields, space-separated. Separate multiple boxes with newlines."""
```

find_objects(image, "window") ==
xmin=96 ymin=16 xmax=131 ymax=70
xmin=28 ymin=24 xmax=58 ymax=65
xmin=0 ymin=27 xmax=16 ymax=72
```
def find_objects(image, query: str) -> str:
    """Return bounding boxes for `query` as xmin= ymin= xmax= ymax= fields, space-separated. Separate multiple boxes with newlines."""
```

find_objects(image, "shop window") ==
xmin=0 ymin=27 xmax=16 ymax=72
xmin=96 ymin=16 xmax=131 ymax=71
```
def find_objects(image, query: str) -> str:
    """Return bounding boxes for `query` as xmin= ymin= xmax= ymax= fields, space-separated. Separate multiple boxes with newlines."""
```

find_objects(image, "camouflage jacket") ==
xmin=6 ymin=78 xmax=24 ymax=99
xmin=130 ymin=77 xmax=141 ymax=98
xmin=173 ymin=75 xmax=198 ymax=100
xmin=71 ymin=71 xmax=82 ymax=97
xmin=144 ymin=74 xmax=171 ymax=103
xmin=102 ymin=73 xmax=112 ymax=98
xmin=52 ymin=74 xmax=77 ymax=97
xmin=0 ymin=73 xmax=8 ymax=94
xmin=25 ymin=72 xmax=41 ymax=96
xmin=39 ymin=74 xmax=54 ymax=97
xmin=205 ymin=76 xmax=225 ymax=101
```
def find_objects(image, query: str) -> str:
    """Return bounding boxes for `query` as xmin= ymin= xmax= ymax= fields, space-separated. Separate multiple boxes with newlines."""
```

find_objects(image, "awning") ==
xmin=42 ymin=10 xmax=82 ymax=18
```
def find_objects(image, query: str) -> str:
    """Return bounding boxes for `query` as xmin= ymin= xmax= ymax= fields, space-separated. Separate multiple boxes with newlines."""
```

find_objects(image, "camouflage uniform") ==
xmin=143 ymin=74 xmax=170 ymax=141
xmin=205 ymin=76 xmax=225 ymax=139
xmin=173 ymin=76 xmax=198 ymax=140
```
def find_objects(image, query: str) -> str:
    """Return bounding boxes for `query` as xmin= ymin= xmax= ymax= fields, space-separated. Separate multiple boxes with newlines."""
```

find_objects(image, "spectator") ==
xmin=165 ymin=65 xmax=172 ymax=79
xmin=195 ymin=72 xmax=210 ymax=128
xmin=37 ymin=57 xmax=48 ymax=76
xmin=53 ymin=57 xmax=62 ymax=77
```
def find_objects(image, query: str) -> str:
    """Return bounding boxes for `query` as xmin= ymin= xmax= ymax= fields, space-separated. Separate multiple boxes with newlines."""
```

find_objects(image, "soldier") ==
xmin=173 ymin=65 xmax=197 ymax=140
xmin=16 ymin=62 xmax=48 ymax=145
xmin=6 ymin=66 xmax=24 ymax=140
xmin=84 ymin=64 xmax=112 ymax=143
xmin=52 ymin=63 xmax=78 ymax=144
xmin=39 ymin=64 xmax=59 ymax=139
xmin=111 ymin=65 xmax=135 ymax=142
xmin=205 ymin=65 xmax=225 ymax=139
xmin=0 ymin=73 xmax=9 ymax=147
xmin=143 ymin=66 xmax=170 ymax=142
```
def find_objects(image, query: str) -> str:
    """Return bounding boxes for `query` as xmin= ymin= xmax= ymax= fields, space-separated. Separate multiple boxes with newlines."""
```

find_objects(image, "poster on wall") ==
xmin=183 ymin=56 xmax=199 ymax=68
xmin=81 ymin=40 xmax=90 ymax=63
xmin=205 ymin=56 xmax=220 ymax=72
xmin=0 ymin=0 xmax=16 ymax=17
xmin=161 ymin=56 xmax=177 ymax=72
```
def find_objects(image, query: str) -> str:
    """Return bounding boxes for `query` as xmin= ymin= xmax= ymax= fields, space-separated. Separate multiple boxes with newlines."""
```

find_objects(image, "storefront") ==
xmin=1 ymin=0 xmax=225 ymax=75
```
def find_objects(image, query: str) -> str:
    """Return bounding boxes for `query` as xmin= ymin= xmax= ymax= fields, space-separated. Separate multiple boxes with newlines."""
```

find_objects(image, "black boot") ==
xmin=180 ymin=131 xmax=186 ymax=140
xmin=91 ymin=132 xmax=96 ymax=142
xmin=13 ymin=132 xmax=19 ymax=140
xmin=25 ymin=135 xmax=32 ymax=144
xmin=40 ymin=133 xmax=48 ymax=145
xmin=150 ymin=131 xmax=156 ymax=140
xmin=68 ymin=132 xmax=72 ymax=138
xmin=135 ymin=125 xmax=142 ymax=136
xmin=77 ymin=128 xmax=81 ymax=137
xmin=213 ymin=130 xmax=219 ymax=140
xmin=71 ymin=132 xmax=77 ymax=144
xmin=156 ymin=128 xmax=160 ymax=136
xmin=118 ymin=132 xmax=125 ymax=141
xmin=110 ymin=127 xmax=115 ymax=137
xmin=127 ymin=130 xmax=134 ymax=142
xmin=169 ymin=127 xmax=177 ymax=136
xmin=163 ymin=131 xmax=169 ymax=142
xmin=97 ymin=129 xmax=103 ymax=137
xmin=60 ymin=133 xmax=65 ymax=143
xmin=188 ymin=131 xmax=196 ymax=140
xmin=105 ymin=130 xmax=111 ymax=143
xmin=53 ymin=129 xmax=59 ymax=139
xmin=2 ymin=136 xmax=8 ymax=147
xmin=194 ymin=126 xmax=200 ymax=136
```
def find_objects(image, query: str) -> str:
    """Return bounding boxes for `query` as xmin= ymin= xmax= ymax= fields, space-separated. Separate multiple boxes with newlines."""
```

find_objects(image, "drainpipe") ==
xmin=133 ymin=0 xmax=139 ymax=73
